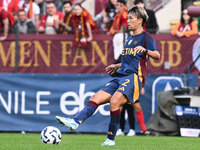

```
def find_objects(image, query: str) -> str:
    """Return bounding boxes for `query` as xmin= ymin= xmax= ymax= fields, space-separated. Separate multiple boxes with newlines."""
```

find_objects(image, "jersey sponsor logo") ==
xmin=121 ymin=48 xmax=137 ymax=56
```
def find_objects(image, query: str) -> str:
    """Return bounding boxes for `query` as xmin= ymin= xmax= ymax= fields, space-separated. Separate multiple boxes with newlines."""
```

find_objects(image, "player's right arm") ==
xmin=105 ymin=63 xmax=121 ymax=75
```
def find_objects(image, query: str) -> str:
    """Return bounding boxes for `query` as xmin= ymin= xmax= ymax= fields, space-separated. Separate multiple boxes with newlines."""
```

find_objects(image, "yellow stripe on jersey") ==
xmin=138 ymin=62 xmax=143 ymax=83
xmin=133 ymin=74 xmax=139 ymax=102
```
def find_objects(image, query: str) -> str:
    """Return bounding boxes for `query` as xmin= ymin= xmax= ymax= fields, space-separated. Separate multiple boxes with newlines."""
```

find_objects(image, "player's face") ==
xmin=127 ymin=13 xmax=141 ymax=31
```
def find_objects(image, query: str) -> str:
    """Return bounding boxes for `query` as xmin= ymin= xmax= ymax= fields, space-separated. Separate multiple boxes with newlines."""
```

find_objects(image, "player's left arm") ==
xmin=134 ymin=46 xmax=160 ymax=60
xmin=146 ymin=49 xmax=160 ymax=60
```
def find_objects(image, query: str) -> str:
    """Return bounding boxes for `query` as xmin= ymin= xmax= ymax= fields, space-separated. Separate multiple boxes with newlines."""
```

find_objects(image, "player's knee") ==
xmin=110 ymin=99 xmax=120 ymax=110
xmin=89 ymin=95 xmax=99 ymax=104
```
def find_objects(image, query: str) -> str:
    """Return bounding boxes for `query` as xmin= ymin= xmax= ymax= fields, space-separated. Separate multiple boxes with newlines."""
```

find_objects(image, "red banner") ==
xmin=0 ymin=34 xmax=199 ymax=74
xmin=0 ymin=34 xmax=114 ymax=73
xmin=149 ymin=34 xmax=199 ymax=74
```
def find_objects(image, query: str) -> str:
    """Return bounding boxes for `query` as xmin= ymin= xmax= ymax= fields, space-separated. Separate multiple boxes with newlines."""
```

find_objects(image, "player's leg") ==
xmin=56 ymin=90 xmax=111 ymax=131
xmin=103 ymin=74 xmax=141 ymax=145
xmin=116 ymin=104 xmax=126 ymax=136
xmin=126 ymin=104 xmax=136 ymax=136
xmin=74 ymin=90 xmax=111 ymax=124
xmin=133 ymin=102 xmax=147 ymax=132
xmin=102 ymin=91 xmax=127 ymax=146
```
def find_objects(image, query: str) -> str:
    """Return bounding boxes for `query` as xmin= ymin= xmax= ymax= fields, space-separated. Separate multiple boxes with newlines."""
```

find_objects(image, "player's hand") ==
xmin=105 ymin=64 xmax=118 ymax=75
xmin=134 ymin=46 xmax=146 ymax=53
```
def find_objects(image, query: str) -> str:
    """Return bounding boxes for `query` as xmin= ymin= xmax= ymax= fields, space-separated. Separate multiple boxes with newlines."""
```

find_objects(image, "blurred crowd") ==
xmin=0 ymin=0 xmax=200 ymax=47
xmin=0 ymin=0 xmax=98 ymax=48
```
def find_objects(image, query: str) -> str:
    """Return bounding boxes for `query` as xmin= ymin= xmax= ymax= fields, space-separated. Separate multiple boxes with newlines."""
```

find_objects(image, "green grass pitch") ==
xmin=0 ymin=133 xmax=199 ymax=150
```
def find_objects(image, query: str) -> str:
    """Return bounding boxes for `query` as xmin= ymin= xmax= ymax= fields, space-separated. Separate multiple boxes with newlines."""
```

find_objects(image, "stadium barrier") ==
xmin=0 ymin=33 xmax=199 ymax=133
xmin=0 ymin=74 xmax=198 ymax=132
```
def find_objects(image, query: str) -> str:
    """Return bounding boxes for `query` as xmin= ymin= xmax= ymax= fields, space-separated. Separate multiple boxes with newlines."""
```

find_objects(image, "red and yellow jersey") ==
xmin=72 ymin=9 xmax=96 ymax=29
xmin=109 ymin=7 xmax=127 ymax=35
xmin=0 ymin=7 xmax=14 ymax=28
xmin=0 ymin=0 xmax=20 ymax=14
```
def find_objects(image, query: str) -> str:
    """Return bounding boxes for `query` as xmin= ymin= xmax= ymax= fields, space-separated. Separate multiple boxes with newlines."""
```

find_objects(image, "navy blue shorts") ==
xmin=101 ymin=74 xmax=142 ymax=104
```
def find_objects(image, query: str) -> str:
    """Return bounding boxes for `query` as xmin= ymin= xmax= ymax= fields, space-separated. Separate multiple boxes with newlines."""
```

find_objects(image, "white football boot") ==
xmin=101 ymin=138 xmax=116 ymax=146
xmin=55 ymin=116 xmax=79 ymax=131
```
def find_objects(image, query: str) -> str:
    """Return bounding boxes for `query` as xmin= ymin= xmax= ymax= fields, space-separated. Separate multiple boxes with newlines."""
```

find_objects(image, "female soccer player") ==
xmin=56 ymin=5 xmax=160 ymax=146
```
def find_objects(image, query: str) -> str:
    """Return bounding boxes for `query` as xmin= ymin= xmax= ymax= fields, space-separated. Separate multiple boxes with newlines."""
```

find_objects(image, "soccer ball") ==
xmin=41 ymin=126 xmax=62 ymax=144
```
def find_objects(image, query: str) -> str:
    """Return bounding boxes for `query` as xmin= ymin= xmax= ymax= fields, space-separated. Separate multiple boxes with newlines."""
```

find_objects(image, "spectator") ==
xmin=73 ymin=3 xmax=96 ymax=48
xmin=0 ymin=7 xmax=14 ymax=41
xmin=38 ymin=1 xmax=64 ymax=34
xmin=35 ymin=0 xmax=45 ymax=18
xmin=109 ymin=0 xmax=127 ymax=61
xmin=0 ymin=0 xmax=20 ymax=15
xmin=45 ymin=0 xmax=62 ymax=12
xmin=13 ymin=9 xmax=36 ymax=34
xmin=60 ymin=1 xmax=74 ymax=34
xmin=102 ymin=0 xmax=117 ymax=32
xmin=19 ymin=0 xmax=40 ymax=28
xmin=171 ymin=9 xmax=198 ymax=37
xmin=0 ymin=7 xmax=9 ymax=41
xmin=134 ymin=0 xmax=159 ymax=34
xmin=70 ymin=0 xmax=77 ymax=5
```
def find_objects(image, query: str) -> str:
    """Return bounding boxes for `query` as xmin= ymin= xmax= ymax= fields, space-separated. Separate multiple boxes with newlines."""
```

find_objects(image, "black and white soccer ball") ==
xmin=41 ymin=126 xmax=62 ymax=144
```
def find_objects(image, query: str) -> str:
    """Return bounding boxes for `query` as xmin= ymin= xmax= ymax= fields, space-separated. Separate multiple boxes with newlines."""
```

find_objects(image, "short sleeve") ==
xmin=83 ymin=11 xmax=90 ymax=23
xmin=146 ymin=33 xmax=158 ymax=51
xmin=0 ymin=9 xmax=8 ymax=20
